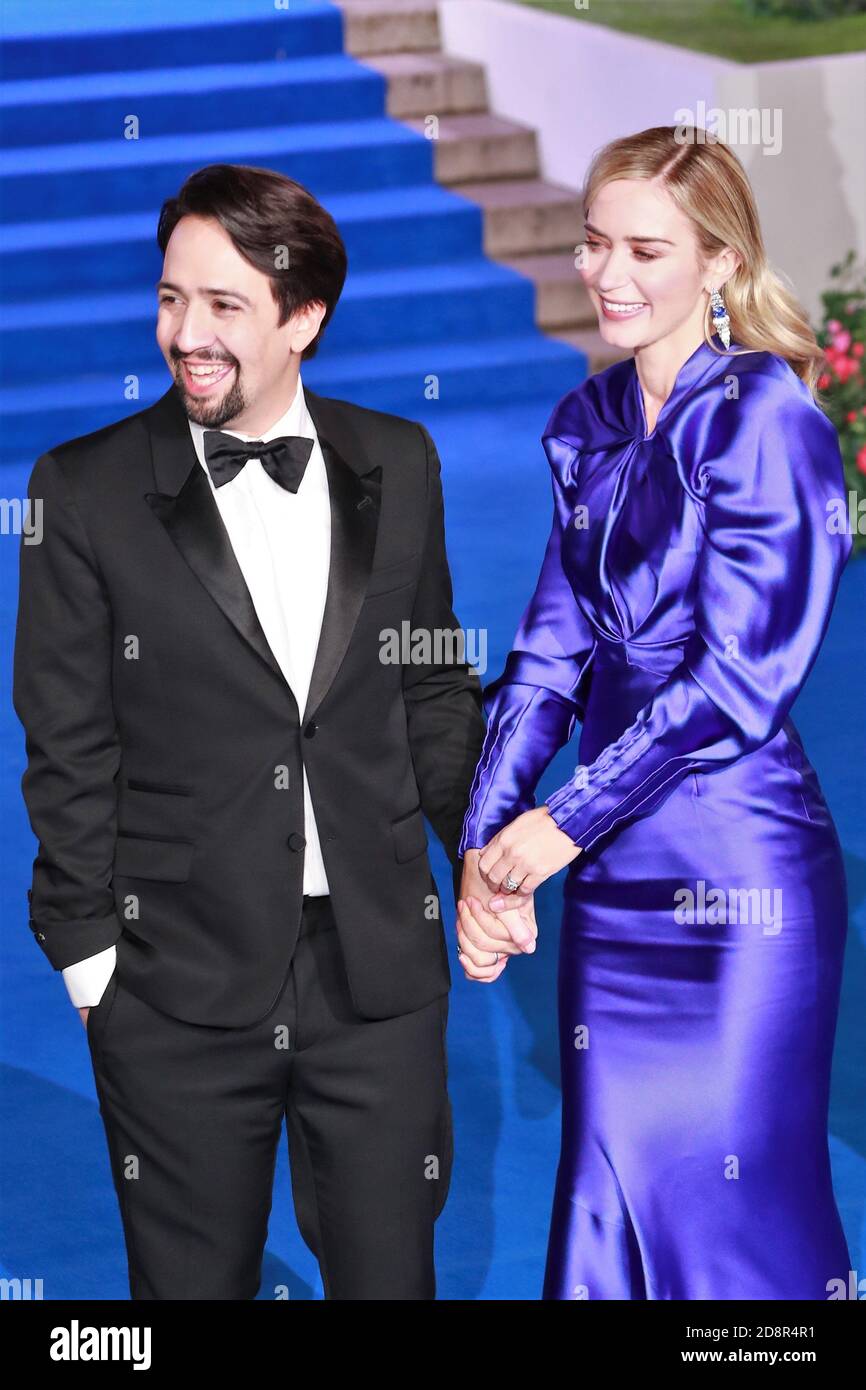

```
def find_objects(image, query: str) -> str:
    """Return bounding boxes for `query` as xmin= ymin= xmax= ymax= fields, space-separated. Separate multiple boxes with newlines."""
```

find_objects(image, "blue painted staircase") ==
xmin=0 ymin=0 xmax=588 ymax=462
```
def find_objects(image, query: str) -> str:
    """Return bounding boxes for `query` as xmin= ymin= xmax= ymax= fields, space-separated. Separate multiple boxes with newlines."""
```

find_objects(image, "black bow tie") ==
xmin=202 ymin=430 xmax=315 ymax=493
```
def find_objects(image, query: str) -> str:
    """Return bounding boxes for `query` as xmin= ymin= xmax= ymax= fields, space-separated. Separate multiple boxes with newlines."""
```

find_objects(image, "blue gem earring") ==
xmin=709 ymin=286 xmax=731 ymax=348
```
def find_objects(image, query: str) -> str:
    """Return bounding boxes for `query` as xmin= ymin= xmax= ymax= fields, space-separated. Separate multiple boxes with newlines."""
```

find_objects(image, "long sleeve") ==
xmin=13 ymin=451 xmax=123 ymax=971
xmin=403 ymin=424 xmax=486 ymax=902
xmin=458 ymin=465 xmax=597 ymax=855
xmin=542 ymin=375 xmax=852 ymax=853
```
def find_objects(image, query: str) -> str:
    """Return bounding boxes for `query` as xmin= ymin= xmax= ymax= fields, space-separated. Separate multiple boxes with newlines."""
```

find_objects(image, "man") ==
xmin=13 ymin=163 xmax=534 ymax=1301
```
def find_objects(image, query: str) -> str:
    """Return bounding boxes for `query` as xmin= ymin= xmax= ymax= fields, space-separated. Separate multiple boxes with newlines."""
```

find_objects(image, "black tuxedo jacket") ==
xmin=13 ymin=384 xmax=485 ymax=1026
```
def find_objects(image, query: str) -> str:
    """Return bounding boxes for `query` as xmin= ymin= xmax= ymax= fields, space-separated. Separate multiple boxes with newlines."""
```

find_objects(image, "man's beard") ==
xmin=175 ymin=359 xmax=247 ymax=429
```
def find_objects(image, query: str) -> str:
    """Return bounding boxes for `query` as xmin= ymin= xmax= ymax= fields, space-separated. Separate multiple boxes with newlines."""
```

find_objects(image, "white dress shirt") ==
xmin=63 ymin=373 xmax=331 ymax=1008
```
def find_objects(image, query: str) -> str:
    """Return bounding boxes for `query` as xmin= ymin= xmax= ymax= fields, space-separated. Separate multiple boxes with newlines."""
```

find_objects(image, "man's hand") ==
xmin=479 ymin=806 xmax=581 ymax=896
xmin=456 ymin=849 xmax=537 ymax=983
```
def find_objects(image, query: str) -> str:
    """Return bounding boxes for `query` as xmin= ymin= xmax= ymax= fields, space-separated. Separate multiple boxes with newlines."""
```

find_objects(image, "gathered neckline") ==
xmin=631 ymin=334 xmax=732 ymax=443
xmin=542 ymin=332 xmax=758 ymax=458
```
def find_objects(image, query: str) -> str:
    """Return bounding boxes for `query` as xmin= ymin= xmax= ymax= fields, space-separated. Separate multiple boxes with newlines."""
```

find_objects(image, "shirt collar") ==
xmin=187 ymin=373 xmax=313 ymax=472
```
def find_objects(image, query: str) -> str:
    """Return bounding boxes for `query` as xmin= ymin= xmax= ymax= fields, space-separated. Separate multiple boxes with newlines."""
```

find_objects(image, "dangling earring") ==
xmin=709 ymin=286 xmax=731 ymax=349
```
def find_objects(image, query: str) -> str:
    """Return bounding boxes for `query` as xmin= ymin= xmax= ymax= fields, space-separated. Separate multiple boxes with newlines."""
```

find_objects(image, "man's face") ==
xmin=155 ymin=214 xmax=323 ymax=433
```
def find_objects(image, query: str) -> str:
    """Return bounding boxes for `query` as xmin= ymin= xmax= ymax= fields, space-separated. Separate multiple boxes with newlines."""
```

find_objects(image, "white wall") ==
xmin=439 ymin=0 xmax=866 ymax=318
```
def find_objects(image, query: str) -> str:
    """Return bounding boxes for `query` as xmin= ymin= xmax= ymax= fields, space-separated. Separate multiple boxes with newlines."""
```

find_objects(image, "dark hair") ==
xmin=156 ymin=164 xmax=348 ymax=359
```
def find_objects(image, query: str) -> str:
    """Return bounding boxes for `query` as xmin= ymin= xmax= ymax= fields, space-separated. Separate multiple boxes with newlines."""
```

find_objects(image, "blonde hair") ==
xmin=582 ymin=126 xmax=825 ymax=396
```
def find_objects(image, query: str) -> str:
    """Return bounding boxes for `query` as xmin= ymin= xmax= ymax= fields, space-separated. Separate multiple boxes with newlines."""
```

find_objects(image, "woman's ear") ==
xmin=709 ymin=245 xmax=741 ymax=292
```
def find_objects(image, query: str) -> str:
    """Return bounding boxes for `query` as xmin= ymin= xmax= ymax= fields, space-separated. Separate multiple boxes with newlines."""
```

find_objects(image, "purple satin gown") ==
xmin=458 ymin=334 xmax=853 ymax=1300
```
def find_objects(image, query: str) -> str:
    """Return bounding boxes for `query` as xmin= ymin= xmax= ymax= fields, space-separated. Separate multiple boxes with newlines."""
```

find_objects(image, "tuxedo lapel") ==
xmin=302 ymin=388 xmax=381 ymax=722
xmin=142 ymin=383 xmax=381 ymax=723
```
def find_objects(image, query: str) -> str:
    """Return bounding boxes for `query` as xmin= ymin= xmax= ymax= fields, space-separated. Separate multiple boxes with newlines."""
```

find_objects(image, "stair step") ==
xmin=450 ymin=179 xmax=584 ymax=258
xmin=0 ymin=55 xmax=385 ymax=147
xmin=0 ymin=261 xmax=544 ymax=380
xmin=0 ymin=1 xmax=342 ymax=79
xmin=334 ymin=0 xmax=440 ymax=57
xmin=360 ymin=52 xmax=486 ymax=118
xmin=0 ymin=336 xmax=589 ymax=453
xmin=0 ymin=186 xmax=483 ymax=295
xmin=551 ymin=328 xmax=631 ymax=375
xmin=404 ymin=112 xmax=538 ymax=184
xmin=0 ymin=119 xmax=432 ymax=220
xmin=308 ymin=334 xmax=587 ymax=411
xmin=500 ymin=252 xmax=597 ymax=329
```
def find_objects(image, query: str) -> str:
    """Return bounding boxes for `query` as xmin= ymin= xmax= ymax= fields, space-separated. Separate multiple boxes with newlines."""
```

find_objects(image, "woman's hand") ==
xmin=479 ymin=806 xmax=582 ymax=898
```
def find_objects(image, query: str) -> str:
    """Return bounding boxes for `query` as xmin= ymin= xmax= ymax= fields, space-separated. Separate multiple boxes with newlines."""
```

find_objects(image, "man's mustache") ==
xmin=171 ymin=352 xmax=237 ymax=367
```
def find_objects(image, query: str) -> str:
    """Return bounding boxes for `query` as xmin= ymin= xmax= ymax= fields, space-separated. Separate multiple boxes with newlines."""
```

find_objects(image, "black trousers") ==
xmin=86 ymin=895 xmax=453 ymax=1300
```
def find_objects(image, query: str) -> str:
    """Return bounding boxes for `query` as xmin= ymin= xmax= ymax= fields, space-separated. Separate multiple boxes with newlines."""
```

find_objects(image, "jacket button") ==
xmin=287 ymin=833 xmax=306 ymax=851
xmin=36 ymin=932 xmax=46 ymax=942
xmin=304 ymin=721 xmax=317 ymax=739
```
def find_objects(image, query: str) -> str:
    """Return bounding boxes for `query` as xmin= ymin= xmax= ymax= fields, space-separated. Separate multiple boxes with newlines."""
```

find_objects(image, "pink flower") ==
xmin=856 ymin=444 xmax=866 ymax=476
xmin=847 ymin=411 xmax=859 ymax=423
xmin=827 ymin=319 xmax=842 ymax=333
xmin=832 ymin=329 xmax=852 ymax=352
xmin=852 ymin=342 xmax=864 ymax=358
xmin=818 ymin=373 xmax=832 ymax=390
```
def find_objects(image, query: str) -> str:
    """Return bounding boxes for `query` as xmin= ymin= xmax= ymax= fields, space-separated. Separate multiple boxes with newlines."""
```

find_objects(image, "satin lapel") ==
xmin=142 ymin=383 xmax=381 ymax=723
xmin=143 ymin=388 xmax=294 ymax=701
xmin=146 ymin=462 xmax=298 ymax=698
xmin=303 ymin=389 xmax=381 ymax=722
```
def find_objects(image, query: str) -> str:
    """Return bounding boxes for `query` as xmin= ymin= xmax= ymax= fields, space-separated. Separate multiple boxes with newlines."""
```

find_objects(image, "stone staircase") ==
xmin=335 ymin=0 xmax=626 ymax=374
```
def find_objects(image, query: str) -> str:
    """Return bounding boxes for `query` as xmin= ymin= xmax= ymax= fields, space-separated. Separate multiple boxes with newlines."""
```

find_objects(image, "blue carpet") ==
xmin=1 ymin=0 xmax=861 ymax=1300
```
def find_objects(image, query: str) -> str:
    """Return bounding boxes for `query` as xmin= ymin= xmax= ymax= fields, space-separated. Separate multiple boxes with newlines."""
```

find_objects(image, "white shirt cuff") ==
xmin=62 ymin=946 xmax=117 ymax=1008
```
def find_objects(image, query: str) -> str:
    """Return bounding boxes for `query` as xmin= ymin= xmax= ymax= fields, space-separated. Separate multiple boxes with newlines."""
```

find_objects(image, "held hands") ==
xmin=457 ymin=849 xmax=536 ymax=983
xmin=456 ymin=810 xmax=581 ymax=985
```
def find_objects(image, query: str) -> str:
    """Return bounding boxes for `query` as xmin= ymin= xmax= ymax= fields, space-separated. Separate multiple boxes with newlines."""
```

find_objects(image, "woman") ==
xmin=456 ymin=126 xmax=853 ymax=1300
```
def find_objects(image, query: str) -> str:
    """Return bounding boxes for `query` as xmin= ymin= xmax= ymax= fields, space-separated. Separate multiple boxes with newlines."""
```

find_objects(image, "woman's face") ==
xmin=580 ymin=177 xmax=719 ymax=351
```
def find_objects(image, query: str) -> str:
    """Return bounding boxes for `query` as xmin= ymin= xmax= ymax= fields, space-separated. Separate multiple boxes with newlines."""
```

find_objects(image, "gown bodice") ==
xmin=458 ymin=333 xmax=852 ymax=858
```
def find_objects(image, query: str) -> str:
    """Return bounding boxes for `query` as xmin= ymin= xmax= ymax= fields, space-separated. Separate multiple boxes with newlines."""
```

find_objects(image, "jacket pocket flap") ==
xmin=113 ymin=835 xmax=194 ymax=882
xmin=391 ymin=807 xmax=428 ymax=863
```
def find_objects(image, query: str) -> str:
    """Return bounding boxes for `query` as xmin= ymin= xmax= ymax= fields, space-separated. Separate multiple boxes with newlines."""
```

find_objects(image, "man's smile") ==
xmin=179 ymin=359 xmax=235 ymax=395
